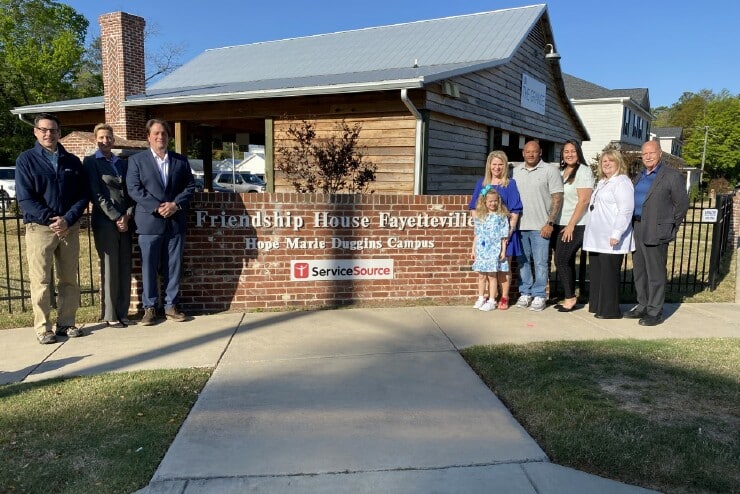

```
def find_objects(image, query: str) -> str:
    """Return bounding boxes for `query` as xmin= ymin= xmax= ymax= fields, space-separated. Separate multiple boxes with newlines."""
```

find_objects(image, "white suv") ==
xmin=0 ymin=167 xmax=16 ymax=202
xmin=212 ymin=171 xmax=265 ymax=193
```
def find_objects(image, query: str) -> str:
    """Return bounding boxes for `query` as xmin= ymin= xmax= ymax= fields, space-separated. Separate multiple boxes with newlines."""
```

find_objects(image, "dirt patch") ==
xmin=598 ymin=375 xmax=738 ymax=445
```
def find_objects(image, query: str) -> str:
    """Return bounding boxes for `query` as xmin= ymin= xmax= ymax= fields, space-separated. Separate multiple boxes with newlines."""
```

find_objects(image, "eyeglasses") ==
xmin=35 ymin=127 xmax=59 ymax=134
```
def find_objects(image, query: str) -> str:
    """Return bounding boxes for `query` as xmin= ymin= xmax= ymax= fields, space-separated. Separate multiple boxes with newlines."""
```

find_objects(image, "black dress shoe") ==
xmin=623 ymin=308 xmax=646 ymax=319
xmin=595 ymin=314 xmax=623 ymax=319
xmin=639 ymin=314 xmax=663 ymax=326
xmin=557 ymin=305 xmax=580 ymax=313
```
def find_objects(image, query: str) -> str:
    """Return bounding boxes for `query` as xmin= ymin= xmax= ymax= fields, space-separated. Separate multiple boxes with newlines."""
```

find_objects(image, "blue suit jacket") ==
xmin=126 ymin=149 xmax=195 ymax=235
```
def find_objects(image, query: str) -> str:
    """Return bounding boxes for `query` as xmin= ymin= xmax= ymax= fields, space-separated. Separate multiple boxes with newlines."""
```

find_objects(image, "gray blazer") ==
xmin=83 ymin=154 xmax=134 ymax=228
xmin=636 ymin=163 xmax=689 ymax=246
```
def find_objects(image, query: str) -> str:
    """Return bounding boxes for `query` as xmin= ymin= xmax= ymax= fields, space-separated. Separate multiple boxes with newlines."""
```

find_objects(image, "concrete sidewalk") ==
xmin=2 ymin=303 xmax=738 ymax=493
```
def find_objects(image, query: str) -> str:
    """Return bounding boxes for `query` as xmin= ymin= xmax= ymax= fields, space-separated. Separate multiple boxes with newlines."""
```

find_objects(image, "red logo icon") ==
xmin=293 ymin=262 xmax=309 ymax=279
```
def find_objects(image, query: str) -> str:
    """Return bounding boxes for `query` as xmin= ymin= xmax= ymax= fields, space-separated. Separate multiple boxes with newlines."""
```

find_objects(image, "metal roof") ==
xmin=12 ymin=5 xmax=550 ymax=113
xmin=135 ymin=4 xmax=546 ymax=105
xmin=10 ymin=95 xmax=104 ymax=114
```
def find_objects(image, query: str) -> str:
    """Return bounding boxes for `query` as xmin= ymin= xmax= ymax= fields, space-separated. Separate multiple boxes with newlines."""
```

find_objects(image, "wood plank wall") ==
xmin=424 ymin=21 xmax=584 ymax=195
xmin=273 ymin=115 xmax=417 ymax=194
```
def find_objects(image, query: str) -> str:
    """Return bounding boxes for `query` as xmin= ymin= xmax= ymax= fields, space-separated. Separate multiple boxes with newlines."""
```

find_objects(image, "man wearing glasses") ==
xmin=15 ymin=113 xmax=88 ymax=344
xmin=624 ymin=140 xmax=688 ymax=326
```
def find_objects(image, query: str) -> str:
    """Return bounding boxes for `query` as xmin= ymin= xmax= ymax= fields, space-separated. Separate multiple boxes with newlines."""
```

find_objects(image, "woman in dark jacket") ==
xmin=83 ymin=123 xmax=134 ymax=327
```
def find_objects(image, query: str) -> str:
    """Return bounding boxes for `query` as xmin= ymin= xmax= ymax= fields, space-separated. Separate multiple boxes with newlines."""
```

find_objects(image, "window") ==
xmin=623 ymin=108 xmax=631 ymax=136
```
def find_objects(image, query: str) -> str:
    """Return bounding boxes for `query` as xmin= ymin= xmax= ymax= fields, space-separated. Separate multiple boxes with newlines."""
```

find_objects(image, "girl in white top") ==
xmin=583 ymin=149 xmax=634 ymax=319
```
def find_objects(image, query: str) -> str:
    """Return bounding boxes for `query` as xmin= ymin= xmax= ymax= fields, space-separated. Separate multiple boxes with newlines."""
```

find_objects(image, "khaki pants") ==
xmin=25 ymin=223 xmax=80 ymax=336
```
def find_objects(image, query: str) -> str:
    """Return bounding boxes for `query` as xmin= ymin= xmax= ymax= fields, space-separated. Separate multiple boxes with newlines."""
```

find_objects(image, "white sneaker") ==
xmin=479 ymin=300 xmax=496 ymax=311
xmin=515 ymin=295 xmax=532 ymax=308
xmin=529 ymin=296 xmax=546 ymax=311
xmin=473 ymin=296 xmax=486 ymax=309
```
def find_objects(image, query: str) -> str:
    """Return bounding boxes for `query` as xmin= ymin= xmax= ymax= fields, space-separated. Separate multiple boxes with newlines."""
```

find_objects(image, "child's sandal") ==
xmin=498 ymin=297 xmax=509 ymax=310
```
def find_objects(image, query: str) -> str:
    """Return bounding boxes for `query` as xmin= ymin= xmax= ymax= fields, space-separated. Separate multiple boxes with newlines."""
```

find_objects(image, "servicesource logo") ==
xmin=290 ymin=259 xmax=394 ymax=281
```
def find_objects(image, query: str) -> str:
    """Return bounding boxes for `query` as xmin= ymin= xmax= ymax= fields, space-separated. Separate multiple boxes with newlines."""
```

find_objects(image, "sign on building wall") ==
xmin=179 ymin=194 xmax=478 ymax=311
xmin=521 ymin=73 xmax=546 ymax=115
xmin=291 ymin=259 xmax=394 ymax=281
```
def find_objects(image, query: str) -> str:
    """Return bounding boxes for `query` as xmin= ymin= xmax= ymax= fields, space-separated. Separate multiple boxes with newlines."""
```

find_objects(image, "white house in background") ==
xmin=238 ymin=145 xmax=265 ymax=177
xmin=651 ymin=127 xmax=684 ymax=158
xmin=563 ymin=73 xmax=651 ymax=164
xmin=213 ymin=146 xmax=266 ymax=178
xmin=649 ymin=127 xmax=697 ymax=192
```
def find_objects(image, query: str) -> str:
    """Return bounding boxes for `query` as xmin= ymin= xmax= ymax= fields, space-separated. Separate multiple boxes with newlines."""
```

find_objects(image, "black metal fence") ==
xmin=550 ymin=193 xmax=735 ymax=302
xmin=0 ymin=193 xmax=736 ymax=314
xmin=0 ymin=198 xmax=99 ymax=314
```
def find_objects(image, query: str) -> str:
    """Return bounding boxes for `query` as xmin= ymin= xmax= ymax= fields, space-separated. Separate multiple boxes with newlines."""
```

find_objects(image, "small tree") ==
xmin=276 ymin=119 xmax=377 ymax=193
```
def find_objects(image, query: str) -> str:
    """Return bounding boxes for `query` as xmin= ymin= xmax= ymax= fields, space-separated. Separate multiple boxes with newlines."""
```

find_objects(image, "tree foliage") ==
xmin=0 ymin=0 xmax=90 ymax=163
xmin=276 ymin=120 xmax=377 ymax=194
xmin=653 ymin=89 xmax=739 ymax=185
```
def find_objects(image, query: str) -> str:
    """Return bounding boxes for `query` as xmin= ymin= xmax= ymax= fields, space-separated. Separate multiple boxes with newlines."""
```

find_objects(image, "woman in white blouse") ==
xmin=583 ymin=149 xmax=634 ymax=319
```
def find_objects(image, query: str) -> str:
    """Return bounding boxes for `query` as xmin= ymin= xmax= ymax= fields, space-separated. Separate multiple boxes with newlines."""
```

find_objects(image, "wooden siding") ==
xmin=422 ymin=20 xmax=585 ymax=195
xmin=426 ymin=114 xmax=488 ymax=194
xmin=273 ymin=115 xmax=417 ymax=194
xmin=423 ymin=22 xmax=585 ymax=144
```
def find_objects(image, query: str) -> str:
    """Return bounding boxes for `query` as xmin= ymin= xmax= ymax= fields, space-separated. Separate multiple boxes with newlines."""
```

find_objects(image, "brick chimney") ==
xmin=99 ymin=12 xmax=147 ymax=141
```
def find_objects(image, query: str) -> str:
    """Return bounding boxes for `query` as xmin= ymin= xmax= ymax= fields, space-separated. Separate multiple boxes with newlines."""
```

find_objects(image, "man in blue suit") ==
xmin=127 ymin=119 xmax=195 ymax=325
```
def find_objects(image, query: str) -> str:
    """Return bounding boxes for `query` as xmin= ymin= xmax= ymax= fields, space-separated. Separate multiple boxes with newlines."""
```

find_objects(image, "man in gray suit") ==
xmin=624 ymin=140 xmax=688 ymax=326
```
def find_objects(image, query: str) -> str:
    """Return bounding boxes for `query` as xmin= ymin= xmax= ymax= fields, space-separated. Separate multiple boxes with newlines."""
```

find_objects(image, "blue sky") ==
xmin=66 ymin=0 xmax=738 ymax=108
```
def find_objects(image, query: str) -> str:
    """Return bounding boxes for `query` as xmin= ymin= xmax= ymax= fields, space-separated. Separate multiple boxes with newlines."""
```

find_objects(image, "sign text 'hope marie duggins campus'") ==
xmin=194 ymin=209 xmax=472 ymax=280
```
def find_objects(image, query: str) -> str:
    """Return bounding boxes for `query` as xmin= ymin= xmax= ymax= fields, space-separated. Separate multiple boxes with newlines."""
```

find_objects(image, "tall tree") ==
xmin=0 ymin=0 xmax=89 ymax=162
xmin=682 ymin=93 xmax=740 ymax=184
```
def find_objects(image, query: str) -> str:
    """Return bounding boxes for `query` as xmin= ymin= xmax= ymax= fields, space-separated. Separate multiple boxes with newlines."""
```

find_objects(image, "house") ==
xmin=215 ymin=146 xmax=266 ymax=178
xmin=563 ymin=73 xmax=650 ymax=164
xmin=651 ymin=127 xmax=684 ymax=158
xmin=12 ymin=5 xmax=587 ymax=195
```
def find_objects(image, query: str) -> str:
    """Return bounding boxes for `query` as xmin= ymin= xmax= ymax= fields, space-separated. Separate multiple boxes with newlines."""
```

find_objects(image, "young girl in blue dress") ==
xmin=471 ymin=186 xmax=510 ymax=311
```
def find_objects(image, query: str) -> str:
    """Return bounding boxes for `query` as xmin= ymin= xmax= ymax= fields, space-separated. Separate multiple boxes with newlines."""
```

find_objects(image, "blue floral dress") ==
xmin=472 ymin=213 xmax=510 ymax=273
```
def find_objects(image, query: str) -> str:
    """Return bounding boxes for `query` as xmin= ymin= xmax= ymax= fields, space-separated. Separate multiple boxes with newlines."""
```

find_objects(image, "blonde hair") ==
xmin=93 ymin=123 xmax=114 ymax=137
xmin=483 ymin=150 xmax=510 ymax=188
xmin=475 ymin=187 xmax=510 ymax=220
xmin=597 ymin=149 xmax=628 ymax=179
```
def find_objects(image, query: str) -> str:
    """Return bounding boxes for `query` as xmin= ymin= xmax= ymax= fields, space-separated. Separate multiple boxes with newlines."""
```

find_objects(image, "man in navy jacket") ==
xmin=127 ymin=119 xmax=195 ymax=325
xmin=15 ymin=113 xmax=88 ymax=344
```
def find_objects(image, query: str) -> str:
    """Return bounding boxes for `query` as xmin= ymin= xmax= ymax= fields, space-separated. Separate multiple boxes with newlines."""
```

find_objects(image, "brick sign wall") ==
xmin=140 ymin=193 xmax=479 ymax=312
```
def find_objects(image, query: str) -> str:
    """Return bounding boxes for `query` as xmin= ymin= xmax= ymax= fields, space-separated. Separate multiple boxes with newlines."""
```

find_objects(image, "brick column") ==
xmin=99 ymin=12 xmax=147 ymax=141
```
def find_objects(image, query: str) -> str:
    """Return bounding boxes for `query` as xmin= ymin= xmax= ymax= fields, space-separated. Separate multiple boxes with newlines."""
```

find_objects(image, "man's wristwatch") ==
xmin=547 ymin=221 xmax=554 ymax=227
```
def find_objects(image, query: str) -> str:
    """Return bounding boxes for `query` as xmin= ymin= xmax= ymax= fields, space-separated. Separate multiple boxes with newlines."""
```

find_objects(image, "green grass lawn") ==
xmin=0 ymin=369 xmax=211 ymax=494
xmin=462 ymin=338 xmax=740 ymax=494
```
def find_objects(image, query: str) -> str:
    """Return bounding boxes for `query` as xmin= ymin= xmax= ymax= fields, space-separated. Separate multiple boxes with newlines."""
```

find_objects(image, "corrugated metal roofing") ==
xmin=141 ymin=5 xmax=546 ymax=101
xmin=11 ymin=5 xmax=551 ymax=113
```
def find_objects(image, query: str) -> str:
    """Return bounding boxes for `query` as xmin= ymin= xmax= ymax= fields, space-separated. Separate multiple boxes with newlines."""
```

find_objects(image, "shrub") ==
xmin=276 ymin=119 xmax=377 ymax=194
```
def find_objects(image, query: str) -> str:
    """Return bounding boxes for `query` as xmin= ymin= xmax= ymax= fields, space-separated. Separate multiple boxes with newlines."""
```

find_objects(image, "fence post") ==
xmin=707 ymin=195 xmax=727 ymax=290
